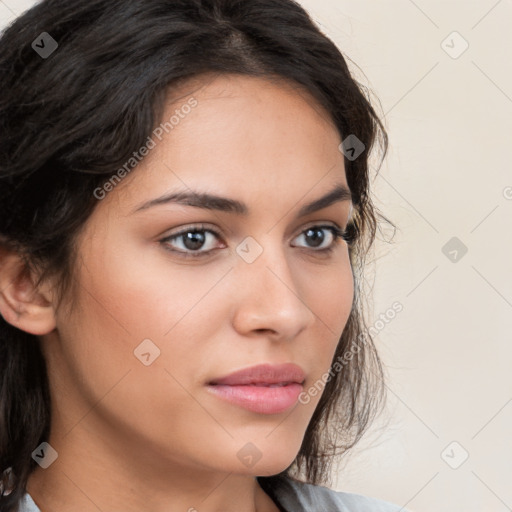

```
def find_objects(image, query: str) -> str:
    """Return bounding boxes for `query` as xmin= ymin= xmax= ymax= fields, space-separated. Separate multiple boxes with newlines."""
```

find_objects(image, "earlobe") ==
xmin=0 ymin=248 xmax=57 ymax=335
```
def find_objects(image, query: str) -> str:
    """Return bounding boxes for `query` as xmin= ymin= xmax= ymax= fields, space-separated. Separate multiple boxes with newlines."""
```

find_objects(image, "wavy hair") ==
xmin=0 ymin=0 xmax=390 ymax=509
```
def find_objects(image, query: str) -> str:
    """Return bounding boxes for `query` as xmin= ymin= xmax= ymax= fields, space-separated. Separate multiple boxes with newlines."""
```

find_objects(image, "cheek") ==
xmin=323 ymin=262 xmax=354 ymax=326
xmin=299 ymin=257 xmax=354 ymax=371
xmin=304 ymin=253 xmax=354 ymax=331
xmin=61 ymin=240 xmax=233 ymax=385
xmin=74 ymin=230 xmax=231 ymax=337
xmin=53 ymin=252 xmax=224 ymax=447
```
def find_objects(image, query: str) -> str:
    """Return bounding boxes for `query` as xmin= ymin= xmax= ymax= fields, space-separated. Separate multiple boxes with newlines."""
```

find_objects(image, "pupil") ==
xmin=184 ymin=231 xmax=205 ymax=250
xmin=306 ymin=228 xmax=324 ymax=247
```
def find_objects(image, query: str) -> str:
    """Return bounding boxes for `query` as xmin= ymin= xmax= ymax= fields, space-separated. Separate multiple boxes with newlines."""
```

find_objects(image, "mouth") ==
xmin=207 ymin=362 xmax=306 ymax=387
xmin=209 ymin=381 xmax=301 ymax=387
xmin=208 ymin=379 xmax=304 ymax=387
xmin=205 ymin=382 xmax=304 ymax=414
xmin=206 ymin=363 xmax=306 ymax=414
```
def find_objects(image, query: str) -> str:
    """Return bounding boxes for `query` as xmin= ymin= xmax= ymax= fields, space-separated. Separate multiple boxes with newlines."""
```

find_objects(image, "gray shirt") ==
xmin=19 ymin=476 xmax=408 ymax=511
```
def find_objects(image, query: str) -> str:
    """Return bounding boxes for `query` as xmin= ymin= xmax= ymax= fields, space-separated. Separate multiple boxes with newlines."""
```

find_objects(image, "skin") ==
xmin=0 ymin=73 xmax=354 ymax=512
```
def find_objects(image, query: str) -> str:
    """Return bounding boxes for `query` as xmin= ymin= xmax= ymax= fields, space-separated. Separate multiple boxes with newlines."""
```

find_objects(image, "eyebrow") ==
xmin=132 ymin=183 xmax=353 ymax=217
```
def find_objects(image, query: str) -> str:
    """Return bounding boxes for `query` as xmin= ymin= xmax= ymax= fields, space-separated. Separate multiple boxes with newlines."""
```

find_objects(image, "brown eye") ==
xmin=292 ymin=225 xmax=344 ymax=251
xmin=303 ymin=227 xmax=327 ymax=248
xmin=160 ymin=225 xmax=225 ymax=257
xmin=179 ymin=230 xmax=207 ymax=251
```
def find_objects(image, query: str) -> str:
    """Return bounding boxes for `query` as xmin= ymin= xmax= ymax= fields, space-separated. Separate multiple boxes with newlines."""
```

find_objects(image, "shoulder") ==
xmin=18 ymin=492 xmax=41 ymax=512
xmin=258 ymin=475 xmax=409 ymax=512
xmin=22 ymin=479 xmax=410 ymax=512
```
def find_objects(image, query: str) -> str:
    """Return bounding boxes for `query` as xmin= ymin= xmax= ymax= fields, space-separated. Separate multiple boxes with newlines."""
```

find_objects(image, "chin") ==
xmin=248 ymin=450 xmax=299 ymax=477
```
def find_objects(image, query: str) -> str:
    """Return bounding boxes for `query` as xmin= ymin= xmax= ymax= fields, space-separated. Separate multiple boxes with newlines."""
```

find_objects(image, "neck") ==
xmin=26 ymin=420 xmax=281 ymax=512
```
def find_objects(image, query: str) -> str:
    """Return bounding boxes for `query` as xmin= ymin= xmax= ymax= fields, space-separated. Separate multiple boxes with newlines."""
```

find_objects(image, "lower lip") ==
xmin=206 ymin=383 xmax=303 ymax=414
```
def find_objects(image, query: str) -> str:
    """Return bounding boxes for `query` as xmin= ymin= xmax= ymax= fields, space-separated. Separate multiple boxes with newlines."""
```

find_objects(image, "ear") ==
xmin=0 ymin=247 xmax=57 ymax=335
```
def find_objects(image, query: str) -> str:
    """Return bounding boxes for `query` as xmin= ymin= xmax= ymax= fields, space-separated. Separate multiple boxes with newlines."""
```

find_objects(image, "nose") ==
xmin=230 ymin=242 xmax=316 ymax=341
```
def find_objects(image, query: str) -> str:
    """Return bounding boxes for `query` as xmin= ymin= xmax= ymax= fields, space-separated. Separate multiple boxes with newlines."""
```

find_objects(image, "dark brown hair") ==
xmin=0 ymin=0 xmax=390 ymax=509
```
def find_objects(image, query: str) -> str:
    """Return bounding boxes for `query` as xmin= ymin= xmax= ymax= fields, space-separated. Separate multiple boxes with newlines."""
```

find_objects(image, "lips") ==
xmin=206 ymin=363 xmax=306 ymax=414
xmin=207 ymin=363 xmax=306 ymax=387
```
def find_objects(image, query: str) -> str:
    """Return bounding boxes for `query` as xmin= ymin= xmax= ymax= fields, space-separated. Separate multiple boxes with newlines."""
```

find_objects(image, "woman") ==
xmin=0 ymin=0 xmax=406 ymax=511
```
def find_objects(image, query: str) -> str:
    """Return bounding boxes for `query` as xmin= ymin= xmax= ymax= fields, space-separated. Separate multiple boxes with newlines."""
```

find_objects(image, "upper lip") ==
xmin=208 ymin=363 xmax=306 ymax=386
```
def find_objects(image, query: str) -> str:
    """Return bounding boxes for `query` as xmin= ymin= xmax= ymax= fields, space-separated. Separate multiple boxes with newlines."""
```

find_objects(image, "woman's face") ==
xmin=43 ymin=73 xmax=354 ymax=478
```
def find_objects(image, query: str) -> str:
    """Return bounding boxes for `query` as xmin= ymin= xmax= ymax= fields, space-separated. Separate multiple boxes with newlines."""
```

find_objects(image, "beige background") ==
xmin=2 ymin=1 xmax=511 ymax=510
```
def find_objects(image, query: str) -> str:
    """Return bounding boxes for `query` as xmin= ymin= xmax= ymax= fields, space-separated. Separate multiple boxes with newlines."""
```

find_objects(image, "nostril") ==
xmin=254 ymin=328 xmax=276 ymax=335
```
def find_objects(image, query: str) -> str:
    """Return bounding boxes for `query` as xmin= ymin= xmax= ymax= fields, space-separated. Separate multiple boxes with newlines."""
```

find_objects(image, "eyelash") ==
xmin=159 ymin=223 xmax=356 ymax=259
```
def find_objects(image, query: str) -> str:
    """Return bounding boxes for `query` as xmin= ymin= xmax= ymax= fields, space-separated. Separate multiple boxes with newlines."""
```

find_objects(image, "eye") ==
xmin=292 ymin=224 xmax=352 ymax=252
xmin=160 ymin=224 xmax=224 ymax=257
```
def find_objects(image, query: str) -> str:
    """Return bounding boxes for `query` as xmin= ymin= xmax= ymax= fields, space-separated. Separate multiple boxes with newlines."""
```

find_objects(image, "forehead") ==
xmin=107 ymin=73 xmax=348 ymax=213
